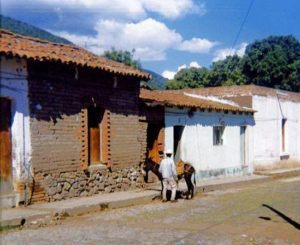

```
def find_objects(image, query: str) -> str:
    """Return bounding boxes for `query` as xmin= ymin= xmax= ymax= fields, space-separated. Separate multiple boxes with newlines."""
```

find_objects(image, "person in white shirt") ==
xmin=158 ymin=149 xmax=178 ymax=202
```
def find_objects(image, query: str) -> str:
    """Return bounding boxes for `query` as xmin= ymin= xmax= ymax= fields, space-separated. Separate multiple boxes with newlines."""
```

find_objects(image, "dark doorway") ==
xmin=0 ymin=97 xmax=12 ymax=194
xmin=281 ymin=118 xmax=287 ymax=152
xmin=174 ymin=126 xmax=184 ymax=163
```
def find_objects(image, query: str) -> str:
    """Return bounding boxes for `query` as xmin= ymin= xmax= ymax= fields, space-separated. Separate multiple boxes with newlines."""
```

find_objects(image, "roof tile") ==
xmin=140 ymin=89 xmax=254 ymax=113
xmin=0 ymin=29 xmax=150 ymax=80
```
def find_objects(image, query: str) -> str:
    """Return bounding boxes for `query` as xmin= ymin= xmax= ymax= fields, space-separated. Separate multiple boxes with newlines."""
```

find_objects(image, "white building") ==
xmin=182 ymin=85 xmax=300 ymax=169
xmin=140 ymin=89 xmax=255 ymax=180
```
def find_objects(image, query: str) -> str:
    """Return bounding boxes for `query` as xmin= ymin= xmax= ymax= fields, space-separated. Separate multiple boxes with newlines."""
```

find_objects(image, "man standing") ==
xmin=159 ymin=149 xmax=178 ymax=202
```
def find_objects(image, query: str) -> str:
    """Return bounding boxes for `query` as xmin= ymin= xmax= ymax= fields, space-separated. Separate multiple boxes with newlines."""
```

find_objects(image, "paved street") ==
xmin=2 ymin=177 xmax=300 ymax=245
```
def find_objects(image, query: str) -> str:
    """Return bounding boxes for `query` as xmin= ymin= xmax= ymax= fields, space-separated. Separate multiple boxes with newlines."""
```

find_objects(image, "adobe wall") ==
xmin=139 ymin=103 xmax=165 ymax=164
xmin=27 ymin=61 xmax=144 ymax=203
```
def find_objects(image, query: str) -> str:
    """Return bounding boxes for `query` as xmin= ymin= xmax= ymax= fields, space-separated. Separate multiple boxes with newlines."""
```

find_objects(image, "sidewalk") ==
xmin=1 ymin=168 xmax=299 ymax=228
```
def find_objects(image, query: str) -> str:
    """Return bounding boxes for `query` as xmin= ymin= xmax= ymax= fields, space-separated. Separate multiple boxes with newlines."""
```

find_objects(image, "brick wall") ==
xmin=27 ymin=60 xmax=143 ymax=203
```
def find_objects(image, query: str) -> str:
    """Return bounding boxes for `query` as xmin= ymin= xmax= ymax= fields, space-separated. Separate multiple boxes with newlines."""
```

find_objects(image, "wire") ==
xmin=230 ymin=0 xmax=256 ymax=54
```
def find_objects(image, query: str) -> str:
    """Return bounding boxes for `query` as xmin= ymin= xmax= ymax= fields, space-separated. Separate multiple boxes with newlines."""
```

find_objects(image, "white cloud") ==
xmin=142 ymin=0 xmax=206 ymax=19
xmin=3 ymin=0 xmax=205 ymax=20
xmin=177 ymin=64 xmax=187 ymax=71
xmin=213 ymin=42 xmax=248 ymax=62
xmin=55 ymin=18 xmax=218 ymax=61
xmin=189 ymin=61 xmax=201 ymax=68
xmin=162 ymin=70 xmax=176 ymax=80
xmin=177 ymin=38 xmax=218 ymax=53
xmin=4 ymin=0 xmax=213 ymax=61
xmin=55 ymin=18 xmax=182 ymax=60
xmin=162 ymin=61 xmax=202 ymax=79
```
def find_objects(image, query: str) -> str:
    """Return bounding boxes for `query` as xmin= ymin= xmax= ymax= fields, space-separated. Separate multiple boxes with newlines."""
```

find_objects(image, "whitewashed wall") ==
xmin=0 ymin=56 xmax=32 ymax=200
xmin=165 ymin=107 xmax=255 ymax=180
xmin=252 ymin=95 xmax=300 ymax=167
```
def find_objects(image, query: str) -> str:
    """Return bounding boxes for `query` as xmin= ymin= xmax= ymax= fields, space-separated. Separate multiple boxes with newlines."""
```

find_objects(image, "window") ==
xmin=213 ymin=126 xmax=224 ymax=145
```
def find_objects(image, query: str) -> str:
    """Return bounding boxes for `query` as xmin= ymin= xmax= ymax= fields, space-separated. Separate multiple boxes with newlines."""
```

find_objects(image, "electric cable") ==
xmin=230 ymin=0 xmax=256 ymax=54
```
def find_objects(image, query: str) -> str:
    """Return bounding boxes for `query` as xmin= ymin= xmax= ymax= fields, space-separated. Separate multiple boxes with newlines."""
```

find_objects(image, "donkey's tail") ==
xmin=193 ymin=169 xmax=196 ymax=185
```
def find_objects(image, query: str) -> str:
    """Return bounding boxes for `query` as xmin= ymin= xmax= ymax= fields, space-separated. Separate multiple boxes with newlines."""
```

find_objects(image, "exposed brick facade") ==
xmin=27 ymin=60 xmax=144 ymax=203
xmin=139 ymin=102 xmax=165 ymax=165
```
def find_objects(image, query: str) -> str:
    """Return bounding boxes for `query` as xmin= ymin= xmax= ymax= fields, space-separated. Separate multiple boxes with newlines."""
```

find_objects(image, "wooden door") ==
xmin=88 ymin=106 xmax=106 ymax=165
xmin=0 ymin=98 xmax=12 ymax=193
xmin=89 ymin=127 xmax=100 ymax=163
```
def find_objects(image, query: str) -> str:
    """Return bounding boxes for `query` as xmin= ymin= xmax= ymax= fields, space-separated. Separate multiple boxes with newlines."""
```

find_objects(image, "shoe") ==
xmin=170 ymin=200 xmax=178 ymax=203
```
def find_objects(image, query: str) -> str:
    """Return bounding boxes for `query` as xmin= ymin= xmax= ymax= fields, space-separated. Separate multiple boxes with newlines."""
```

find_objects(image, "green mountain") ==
xmin=143 ymin=69 xmax=168 ymax=90
xmin=0 ymin=15 xmax=72 ymax=44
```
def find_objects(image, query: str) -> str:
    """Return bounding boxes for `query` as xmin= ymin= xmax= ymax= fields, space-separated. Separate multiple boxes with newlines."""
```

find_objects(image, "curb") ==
xmin=53 ymin=193 xmax=159 ymax=217
xmin=195 ymin=175 xmax=271 ymax=194
xmin=1 ymin=210 xmax=51 ymax=227
xmin=254 ymin=168 xmax=300 ymax=179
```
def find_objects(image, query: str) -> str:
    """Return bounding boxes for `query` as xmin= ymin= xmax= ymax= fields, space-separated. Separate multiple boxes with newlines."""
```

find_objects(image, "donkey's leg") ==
xmin=184 ymin=174 xmax=193 ymax=199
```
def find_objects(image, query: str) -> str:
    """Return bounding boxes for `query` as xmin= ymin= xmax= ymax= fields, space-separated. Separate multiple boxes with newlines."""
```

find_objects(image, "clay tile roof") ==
xmin=140 ymin=89 xmax=255 ymax=113
xmin=0 ymin=29 xmax=150 ymax=80
xmin=182 ymin=85 xmax=300 ymax=103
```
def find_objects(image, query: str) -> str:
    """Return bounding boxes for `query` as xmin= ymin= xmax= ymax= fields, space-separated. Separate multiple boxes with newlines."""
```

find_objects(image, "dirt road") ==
xmin=2 ymin=177 xmax=300 ymax=245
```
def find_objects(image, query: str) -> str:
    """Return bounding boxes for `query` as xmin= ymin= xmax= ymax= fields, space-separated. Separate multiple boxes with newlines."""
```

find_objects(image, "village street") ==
xmin=2 ymin=177 xmax=299 ymax=245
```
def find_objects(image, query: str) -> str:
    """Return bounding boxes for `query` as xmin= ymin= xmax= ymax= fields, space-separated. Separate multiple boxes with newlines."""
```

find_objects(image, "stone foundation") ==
xmin=33 ymin=165 xmax=144 ymax=203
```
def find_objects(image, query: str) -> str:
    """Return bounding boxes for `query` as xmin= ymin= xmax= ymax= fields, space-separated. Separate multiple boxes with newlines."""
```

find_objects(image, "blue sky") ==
xmin=2 ymin=0 xmax=300 ymax=79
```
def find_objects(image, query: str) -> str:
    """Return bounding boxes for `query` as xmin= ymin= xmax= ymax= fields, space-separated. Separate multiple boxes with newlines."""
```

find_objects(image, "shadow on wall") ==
xmin=167 ymin=111 xmax=256 ymax=128
xmin=27 ymin=60 xmax=140 ymax=123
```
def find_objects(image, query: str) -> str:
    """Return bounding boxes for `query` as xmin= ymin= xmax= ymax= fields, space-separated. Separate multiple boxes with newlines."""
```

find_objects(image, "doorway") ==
xmin=174 ymin=126 xmax=184 ymax=163
xmin=146 ymin=123 xmax=164 ymax=164
xmin=0 ymin=97 xmax=13 ymax=194
xmin=88 ymin=106 xmax=105 ymax=165
xmin=240 ymin=126 xmax=246 ymax=166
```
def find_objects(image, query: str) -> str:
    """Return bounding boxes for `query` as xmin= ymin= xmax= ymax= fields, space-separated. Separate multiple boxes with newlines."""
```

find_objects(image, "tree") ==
xmin=103 ymin=48 xmax=141 ymax=69
xmin=243 ymin=35 xmax=300 ymax=91
xmin=167 ymin=67 xmax=210 ymax=89
xmin=209 ymin=55 xmax=246 ymax=87
xmin=167 ymin=35 xmax=300 ymax=92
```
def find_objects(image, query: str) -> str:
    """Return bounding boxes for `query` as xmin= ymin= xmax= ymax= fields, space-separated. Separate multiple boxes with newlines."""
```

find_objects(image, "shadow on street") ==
xmin=262 ymin=204 xmax=300 ymax=230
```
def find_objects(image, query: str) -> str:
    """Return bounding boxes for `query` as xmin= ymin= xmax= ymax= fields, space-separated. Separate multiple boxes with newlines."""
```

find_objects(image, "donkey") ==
xmin=142 ymin=158 xmax=196 ymax=199
xmin=176 ymin=160 xmax=196 ymax=199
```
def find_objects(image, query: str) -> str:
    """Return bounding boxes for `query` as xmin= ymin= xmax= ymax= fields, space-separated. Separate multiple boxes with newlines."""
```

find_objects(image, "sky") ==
xmin=2 ymin=0 xmax=300 ymax=79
